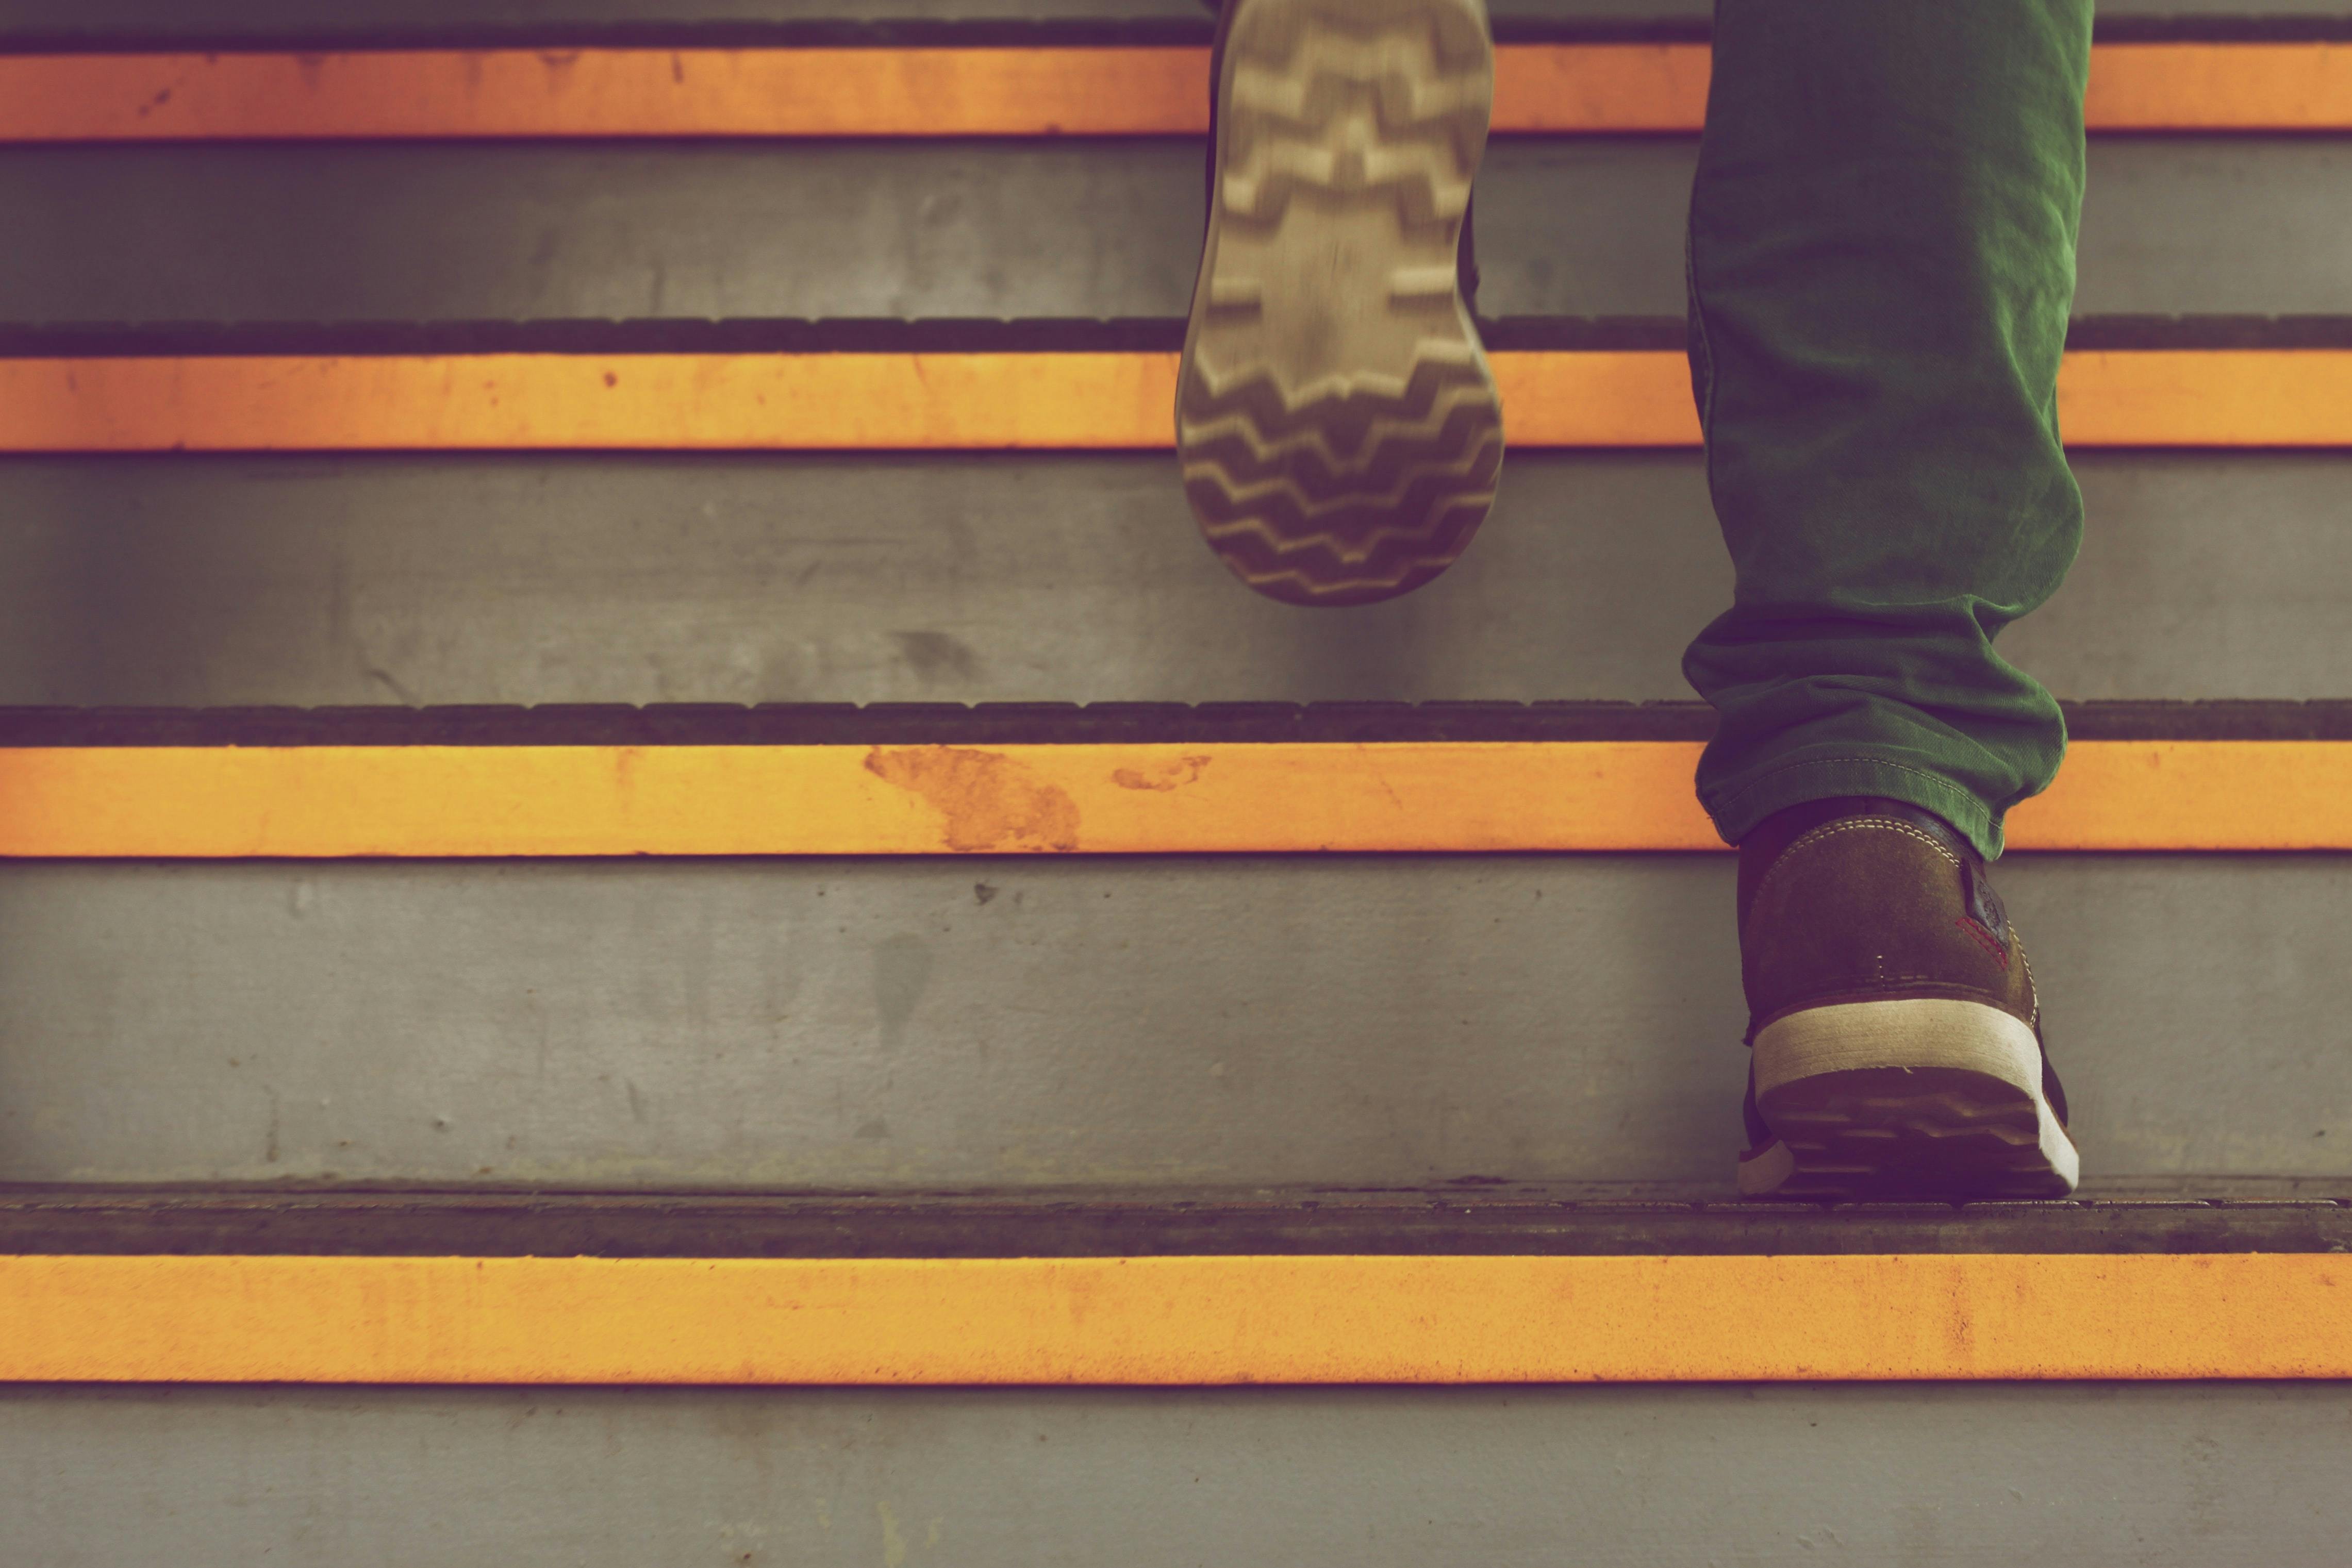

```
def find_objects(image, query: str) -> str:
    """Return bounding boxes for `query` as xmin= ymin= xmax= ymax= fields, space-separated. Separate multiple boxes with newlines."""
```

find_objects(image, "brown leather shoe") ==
xmin=1733 ymin=797 xmax=2079 ymax=1200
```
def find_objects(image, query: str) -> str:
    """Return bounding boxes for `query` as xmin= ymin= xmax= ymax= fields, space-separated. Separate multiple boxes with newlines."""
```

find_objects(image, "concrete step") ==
xmin=4 ymin=138 xmax=2347 ymax=322
xmin=7 ymin=1379 xmax=2347 ymax=1567
xmin=0 ymin=449 xmax=2341 ymax=707
xmin=1 ymin=848 xmax=2342 ymax=1189
xmin=1 ymin=7 xmax=2344 ymax=1565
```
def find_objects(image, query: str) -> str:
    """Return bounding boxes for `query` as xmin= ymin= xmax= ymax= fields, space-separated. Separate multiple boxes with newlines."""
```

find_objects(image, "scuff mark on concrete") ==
xmin=864 ymin=747 xmax=1080 ymax=851
xmin=873 ymin=933 xmax=934 ymax=1052
xmin=889 ymin=630 xmax=982 ymax=686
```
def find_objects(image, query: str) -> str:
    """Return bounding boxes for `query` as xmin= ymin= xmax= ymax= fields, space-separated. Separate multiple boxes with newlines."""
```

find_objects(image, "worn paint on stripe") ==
xmin=1 ymin=1253 xmax=2344 ymax=1383
xmin=0 ymin=44 xmax=2342 ymax=140
xmin=5 ymin=351 xmax=2349 ymax=453
xmin=0 ymin=742 xmax=1716 ymax=856
xmin=0 ymin=351 xmax=1679 ymax=451
xmin=0 ymin=352 xmax=1191 ymax=454
xmin=0 ymin=48 xmax=1216 ymax=141
xmin=0 ymin=741 xmax=2341 ymax=857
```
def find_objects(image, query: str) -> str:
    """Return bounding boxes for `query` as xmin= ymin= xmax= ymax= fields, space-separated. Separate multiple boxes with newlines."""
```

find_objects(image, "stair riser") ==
xmin=0 ymin=452 xmax=2339 ymax=707
xmin=3 ymin=139 xmax=2345 ymax=321
xmin=3 ymin=1383 xmax=2344 ymax=1568
xmin=0 ymin=854 xmax=2339 ymax=1188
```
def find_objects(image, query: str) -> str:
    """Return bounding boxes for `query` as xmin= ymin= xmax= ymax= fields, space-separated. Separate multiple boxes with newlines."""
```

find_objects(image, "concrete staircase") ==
xmin=2 ymin=1 xmax=2348 ymax=1562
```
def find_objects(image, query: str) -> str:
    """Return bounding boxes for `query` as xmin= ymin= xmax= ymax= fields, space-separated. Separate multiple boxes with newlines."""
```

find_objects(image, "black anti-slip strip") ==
xmin=2061 ymin=315 xmax=2352 ymax=351
xmin=5 ymin=315 xmax=2347 ymax=359
xmin=0 ymin=701 xmax=1720 ymax=747
xmin=2090 ymin=14 xmax=2352 ymax=41
xmin=0 ymin=1185 xmax=2343 ymax=1257
xmin=2 ymin=13 xmax=2347 ymax=53
xmin=0 ymin=700 xmax=2343 ymax=748
xmin=0 ymin=318 xmax=1193 ymax=359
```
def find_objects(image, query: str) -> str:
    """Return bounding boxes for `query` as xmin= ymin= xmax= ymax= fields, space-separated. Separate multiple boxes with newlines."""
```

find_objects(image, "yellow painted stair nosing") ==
xmin=0 ymin=740 xmax=2346 ymax=857
xmin=3 ymin=1253 xmax=2346 ymax=1384
xmin=4 ymin=350 xmax=2351 ymax=453
xmin=0 ymin=43 xmax=2343 ymax=140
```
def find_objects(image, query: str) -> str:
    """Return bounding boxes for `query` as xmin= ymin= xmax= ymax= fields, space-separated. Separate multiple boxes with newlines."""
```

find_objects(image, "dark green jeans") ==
xmin=1685 ymin=0 xmax=2093 ymax=857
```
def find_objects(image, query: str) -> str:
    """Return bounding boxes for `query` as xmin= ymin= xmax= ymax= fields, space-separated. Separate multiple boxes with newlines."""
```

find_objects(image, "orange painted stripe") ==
xmin=2050 ymin=350 xmax=2352 ymax=448
xmin=2015 ymin=741 xmax=2352 ymax=852
xmin=2 ymin=1253 xmax=2344 ymax=1383
xmin=2085 ymin=42 xmax=2352 ymax=131
xmin=5 ymin=350 xmax=2347 ymax=453
xmin=1494 ymin=41 xmax=1711 ymax=134
xmin=0 ymin=741 xmax=2340 ymax=858
xmin=0 ymin=47 xmax=1218 ymax=142
xmin=0 ymin=352 xmax=1201 ymax=454
xmin=0 ymin=44 xmax=2340 ymax=141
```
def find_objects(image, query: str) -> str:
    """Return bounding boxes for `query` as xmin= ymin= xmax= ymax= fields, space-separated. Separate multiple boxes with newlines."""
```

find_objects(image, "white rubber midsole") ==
xmin=1755 ymin=997 xmax=2040 ymax=1095
xmin=1752 ymin=998 xmax=2079 ymax=1188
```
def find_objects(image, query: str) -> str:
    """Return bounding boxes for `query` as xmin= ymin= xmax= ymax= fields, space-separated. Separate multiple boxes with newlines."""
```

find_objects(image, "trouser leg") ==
xmin=1683 ymin=0 xmax=2093 ymax=858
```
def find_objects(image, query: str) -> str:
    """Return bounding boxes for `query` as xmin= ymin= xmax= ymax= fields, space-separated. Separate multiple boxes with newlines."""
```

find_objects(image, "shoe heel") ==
xmin=1749 ymin=999 xmax=2080 ymax=1198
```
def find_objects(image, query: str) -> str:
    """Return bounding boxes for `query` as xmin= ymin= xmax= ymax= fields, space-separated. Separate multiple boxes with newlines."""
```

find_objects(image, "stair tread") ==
xmin=14 ymin=1245 xmax=2347 ymax=1382
xmin=8 ymin=333 xmax=2338 ymax=452
xmin=0 ymin=720 xmax=2338 ymax=852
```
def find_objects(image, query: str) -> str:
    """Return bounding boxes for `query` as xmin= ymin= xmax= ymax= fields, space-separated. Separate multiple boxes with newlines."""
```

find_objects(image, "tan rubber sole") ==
xmin=1179 ymin=0 xmax=1503 ymax=608
xmin=1741 ymin=998 xmax=2081 ymax=1201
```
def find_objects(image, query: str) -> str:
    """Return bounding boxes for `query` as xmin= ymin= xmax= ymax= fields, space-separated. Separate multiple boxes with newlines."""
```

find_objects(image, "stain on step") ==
xmin=1112 ymin=753 xmax=1213 ymax=792
xmin=864 ymin=746 xmax=1080 ymax=851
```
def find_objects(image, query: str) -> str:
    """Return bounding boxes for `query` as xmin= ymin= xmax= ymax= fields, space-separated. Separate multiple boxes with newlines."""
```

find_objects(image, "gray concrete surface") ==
xmin=0 ymin=854 xmax=2341 ymax=1188
xmin=3 ymin=1382 xmax=2348 ymax=1567
xmin=0 ymin=452 xmax=2340 ymax=709
xmin=5 ymin=139 xmax=2347 ymax=323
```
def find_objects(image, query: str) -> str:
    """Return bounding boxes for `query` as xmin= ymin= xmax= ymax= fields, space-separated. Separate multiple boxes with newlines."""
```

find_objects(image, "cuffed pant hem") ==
xmin=1701 ymin=755 xmax=2008 ymax=859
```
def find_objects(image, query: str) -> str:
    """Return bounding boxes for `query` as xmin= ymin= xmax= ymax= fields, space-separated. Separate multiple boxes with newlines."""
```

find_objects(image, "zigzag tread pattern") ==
xmin=1179 ymin=356 xmax=1501 ymax=608
xmin=1180 ymin=354 xmax=1492 ymax=466
xmin=1220 ymin=0 xmax=1492 ymax=227
xmin=1182 ymin=0 xmax=1500 ymax=609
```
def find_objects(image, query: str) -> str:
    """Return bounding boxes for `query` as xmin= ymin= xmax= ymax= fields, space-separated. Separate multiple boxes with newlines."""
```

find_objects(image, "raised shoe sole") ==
xmin=1179 ymin=0 xmax=1503 ymax=608
xmin=1740 ymin=998 xmax=2081 ymax=1201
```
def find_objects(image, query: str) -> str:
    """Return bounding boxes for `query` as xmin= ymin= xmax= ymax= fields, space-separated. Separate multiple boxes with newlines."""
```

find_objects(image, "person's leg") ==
xmin=1686 ymin=0 xmax=2094 ymax=1197
xmin=1685 ymin=0 xmax=2091 ymax=859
